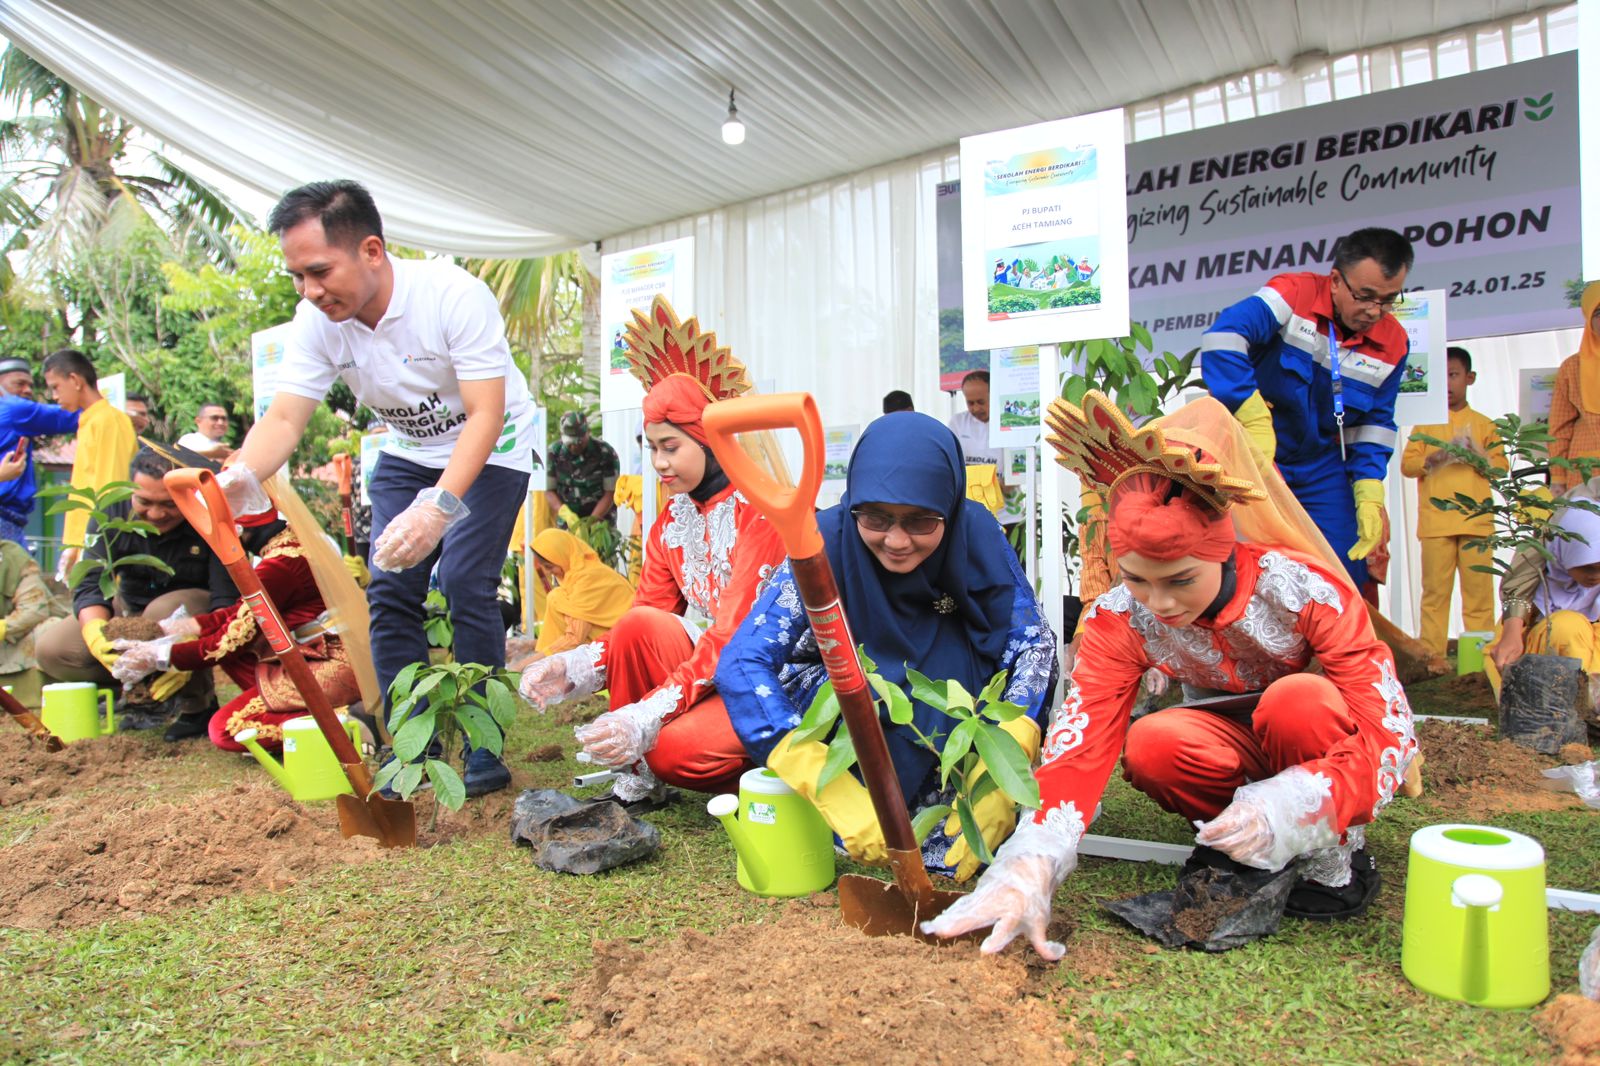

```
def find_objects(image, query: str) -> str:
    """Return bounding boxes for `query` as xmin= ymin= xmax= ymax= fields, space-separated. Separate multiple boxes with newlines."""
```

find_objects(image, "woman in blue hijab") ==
xmin=717 ymin=412 xmax=1056 ymax=879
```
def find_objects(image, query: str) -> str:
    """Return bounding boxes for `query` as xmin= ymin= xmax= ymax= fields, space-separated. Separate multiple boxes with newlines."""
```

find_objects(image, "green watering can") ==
xmin=1401 ymin=824 xmax=1549 ymax=1009
xmin=236 ymin=714 xmax=363 ymax=803
xmin=707 ymin=767 xmax=835 ymax=897
xmin=39 ymin=682 xmax=115 ymax=743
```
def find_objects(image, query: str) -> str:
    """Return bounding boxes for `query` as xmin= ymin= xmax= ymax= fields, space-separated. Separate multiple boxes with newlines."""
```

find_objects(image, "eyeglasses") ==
xmin=851 ymin=508 xmax=944 ymax=536
xmin=1333 ymin=268 xmax=1406 ymax=311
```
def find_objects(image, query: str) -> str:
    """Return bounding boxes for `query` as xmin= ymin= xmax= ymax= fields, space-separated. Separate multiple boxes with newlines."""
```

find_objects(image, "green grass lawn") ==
xmin=0 ymin=673 xmax=1595 ymax=1064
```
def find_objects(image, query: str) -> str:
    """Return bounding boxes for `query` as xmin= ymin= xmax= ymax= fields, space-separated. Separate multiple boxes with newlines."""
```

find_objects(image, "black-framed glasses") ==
xmin=1333 ymin=268 xmax=1406 ymax=311
xmin=851 ymin=508 xmax=944 ymax=536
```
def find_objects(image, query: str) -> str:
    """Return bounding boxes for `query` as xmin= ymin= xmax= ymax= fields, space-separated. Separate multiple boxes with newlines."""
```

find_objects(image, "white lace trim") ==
xmin=610 ymin=763 xmax=662 ymax=803
xmin=1231 ymin=766 xmax=1340 ymax=871
xmin=1370 ymin=656 xmax=1418 ymax=818
xmin=618 ymin=683 xmax=683 ymax=753
xmin=994 ymin=801 xmax=1084 ymax=887
xmin=662 ymin=490 xmax=742 ymax=616
xmin=564 ymin=642 xmax=606 ymax=700
xmin=1042 ymin=683 xmax=1090 ymax=762
xmin=1295 ymin=824 xmax=1365 ymax=888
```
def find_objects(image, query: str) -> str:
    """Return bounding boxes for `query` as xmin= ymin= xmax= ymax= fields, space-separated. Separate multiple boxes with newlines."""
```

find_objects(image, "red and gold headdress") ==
xmin=622 ymin=295 xmax=752 ymax=402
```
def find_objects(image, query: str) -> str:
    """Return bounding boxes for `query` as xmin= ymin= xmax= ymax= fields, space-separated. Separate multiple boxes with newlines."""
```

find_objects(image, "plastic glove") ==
xmin=518 ymin=644 xmax=603 ymax=709
xmin=343 ymin=554 xmax=371 ymax=588
xmin=160 ymin=614 xmax=201 ymax=639
xmin=1194 ymin=765 xmax=1341 ymax=871
xmin=574 ymin=692 xmax=670 ymax=768
xmin=767 ymin=731 xmax=887 ymax=864
xmin=944 ymin=717 xmax=1042 ymax=882
xmin=1348 ymin=479 xmax=1386 ymax=561
xmin=1234 ymin=391 xmax=1277 ymax=465
xmin=921 ymin=815 xmax=1080 ymax=960
xmin=1542 ymin=761 xmax=1600 ymax=810
xmin=149 ymin=669 xmax=192 ymax=702
xmin=82 ymin=618 xmax=119 ymax=671
xmin=1581 ymin=923 xmax=1600 ymax=1001
xmin=215 ymin=464 xmax=273 ymax=519
xmin=371 ymin=487 xmax=469 ymax=573
xmin=110 ymin=638 xmax=171 ymax=685
xmin=558 ymin=504 xmax=581 ymax=529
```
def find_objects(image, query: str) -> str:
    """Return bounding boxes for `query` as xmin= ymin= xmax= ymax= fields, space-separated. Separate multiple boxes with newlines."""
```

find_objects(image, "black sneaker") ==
xmin=463 ymin=747 xmax=511 ymax=798
xmin=162 ymin=712 xmax=210 ymax=743
xmin=117 ymin=704 xmax=167 ymax=731
xmin=1285 ymin=849 xmax=1381 ymax=920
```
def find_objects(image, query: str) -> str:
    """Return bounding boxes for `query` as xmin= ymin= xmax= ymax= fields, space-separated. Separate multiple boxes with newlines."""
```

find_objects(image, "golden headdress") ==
xmin=622 ymin=295 xmax=752 ymax=401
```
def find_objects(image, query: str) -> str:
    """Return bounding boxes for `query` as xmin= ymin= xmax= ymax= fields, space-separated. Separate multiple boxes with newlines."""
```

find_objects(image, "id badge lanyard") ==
xmin=1327 ymin=322 xmax=1346 ymax=463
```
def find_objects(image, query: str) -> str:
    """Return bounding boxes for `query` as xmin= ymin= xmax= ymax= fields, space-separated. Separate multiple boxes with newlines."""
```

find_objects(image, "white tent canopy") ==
xmin=0 ymin=0 xmax=1558 ymax=255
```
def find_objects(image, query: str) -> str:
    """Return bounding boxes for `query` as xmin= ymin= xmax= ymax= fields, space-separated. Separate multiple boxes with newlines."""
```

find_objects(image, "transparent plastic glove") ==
xmin=215 ymin=464 xmax=273 ymax=519
xmin=1348 ymin=479 xmax=1386 ymax=560
xmin=1581 ymin=923 xmax=1600 ymax=1001
xmin=157 ymin=605 xmax=197 ymax=639
xmin=921 ymin=816 xmax=1080 ymax=960
xmin=82 ymin=618 xmax=120 ymax=672
xmin=1233 ymin=390 xmax=1277 ymax=465
xmin=943 ymin=718 xmax=1041 ymax=882
xmin=110 ymin=638 xmax=173 ymax=685
xmin=1194 ymin=765 xmax=1340 ymax=871
xmin=1543 ymin=762 xmax=1600 ymax=810
xmin=518 ymin=643 xmax=603 ymax=709
xmin=372 ymin=487 xmax=469 ymax=573
xmin=149 ymin=669 xmax=192 ymax=702
xmin=574 ymin=689 xmax=672 ymax=767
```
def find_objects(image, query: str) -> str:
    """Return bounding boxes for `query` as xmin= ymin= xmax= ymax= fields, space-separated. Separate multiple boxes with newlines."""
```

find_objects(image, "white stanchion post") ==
xmin=1024 ymin=446 xmax=1037 ymax=587
xmin=1039 ymin=344 xmax=1064 ymax=667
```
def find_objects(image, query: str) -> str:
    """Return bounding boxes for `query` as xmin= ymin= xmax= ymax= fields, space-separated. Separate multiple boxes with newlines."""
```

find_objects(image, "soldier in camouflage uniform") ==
xmin=0 ymin=537 xmax=71 ymax=707
xmin=545 ymin=411 xmax=619 ymax=530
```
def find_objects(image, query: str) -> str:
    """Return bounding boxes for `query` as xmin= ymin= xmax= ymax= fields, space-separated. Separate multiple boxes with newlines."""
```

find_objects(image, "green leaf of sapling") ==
xmin=816 ymin=724 xmax=858 ymax=790
xmin=971 ymin=721 xmax=1041 ymax=809
xmin=911 ymin=803 xmax=953 ymax=845
xmin=426 ymin=758 xmax=467 ymax=811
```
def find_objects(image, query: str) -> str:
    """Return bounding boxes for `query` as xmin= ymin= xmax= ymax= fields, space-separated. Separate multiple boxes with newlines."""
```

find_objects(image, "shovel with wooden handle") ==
xmin=703 ymin=393 xmax=965 ymax=939
xmin=163 ymin=468 xmax=416 ymax=848
xmin=0 ymin=687 xmax=63 ymax=751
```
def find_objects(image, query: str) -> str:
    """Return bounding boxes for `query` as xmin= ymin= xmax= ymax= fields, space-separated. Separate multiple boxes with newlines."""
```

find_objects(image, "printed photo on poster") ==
xmin=989 ymin=345 xmax=1041 ymax=448
xmin=1519 ymin=368 xmax=1558 ymax=423
xmin=1390 ymin=289 xmax=1447 ymax=426
xmin=599 ymin=237 xmax=694 ymax=412
xmin=823 ymin=425 xmax=859 ymax=483
xmin=251 ymin=322 xmax=293 ymax=421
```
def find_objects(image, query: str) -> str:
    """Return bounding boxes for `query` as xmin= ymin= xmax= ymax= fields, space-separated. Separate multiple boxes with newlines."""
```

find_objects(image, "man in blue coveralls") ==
xmin=1200 ymin=228 xmax=1414 ymax=589
xmin=0 ymin=357 xmax=79 ymax=549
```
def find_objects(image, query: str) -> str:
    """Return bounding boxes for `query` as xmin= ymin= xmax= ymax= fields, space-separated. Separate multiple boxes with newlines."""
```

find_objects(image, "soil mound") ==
xmin=0 ymin=781 xmax=381 ymax=929
xmin=550 ymin=902 xmax=1077 ymax=1064
xmin=1413 ymin=719 xmax=1585 ymax=816
xmin=1537 ymin=994 xmax=1600 ymax=1064
xmin=0 ymin=730 xmax=181 ymax=807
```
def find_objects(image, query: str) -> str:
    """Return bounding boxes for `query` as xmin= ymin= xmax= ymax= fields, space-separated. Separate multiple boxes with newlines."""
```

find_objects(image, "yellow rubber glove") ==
xmin=558 ymin=504 xmax=581 ymax=529
xmin=0 ymin=619 xmax=9 ymax=643
xmin=149 ymin=669 xmax=192 ymax=702
xmin=343 ymin=554 xmax=371 ymax=588
xmin=943 ymin=717 xmax=1043 ymax=882
xmin=82 ymin=618 xmax=119 ymax=671
xmin=767 ymin=731 xmax=887 ymax=865
xmin=1233 ymin=391 xmax=1277 ymax=466
xmin=1348 ymin=479 xmax=1386 ymax=560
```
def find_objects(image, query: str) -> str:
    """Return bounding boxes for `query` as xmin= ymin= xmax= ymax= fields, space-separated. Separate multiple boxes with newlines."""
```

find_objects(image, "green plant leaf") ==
xmin=113 ymin=553 xmax=174 ymax=570
xmin=905 ymin=667 xmax=949 ymax=713
xmin=65 ymin=558 xmax=100 ymax=586
xmin=939 ymin=717 xmax=980 ymax=787
xmin=869 ymin=673 xmax=914 ymax=725
xmin=98 ymin=571 xmax=116 ymax=599
xmin=44 ymin=498 xmax=93 ymax=515
xmin=425 ymin=758 xmax=466 ymax=811
xmin=955 ymin=797 xmax=995 ymax=865
xmin=388 ymin=661 xmax=423 ymax=701
xmin=944 ymin=678 xmax=974 ymax=714
xmin=393 ymin=761 xmax=425 ymax=800
xmin=816 ymin=723 xmax=857 ymax=790
xmin=856 ymin=646 xmax=876 ymax=673
xmin=790 ymin=680 xmax=841 ymax=746
xmin=391 ymin=709 xmax=437 ymax=762
xmin=1129 ymin=321 xmax=1153 ymax=351
xmin=977 ymin=669 xmax=1009 ymax=709
xmin=911 ymin=803 xmax=952 ymax=845
xmin=971 ymin=721 xmax=1041 ymax=809
xmin=455 ymin=703 xmax=500 ymax=754
xmin=486 ymin=680 xmax=518 ymax=729
xmin=96 ymin=484 xmax=136 ymax=506
xmin=371 ymin=757 xmax=404 ymax=793
xmin=981 ymin=700 xmax=1026 ymax=723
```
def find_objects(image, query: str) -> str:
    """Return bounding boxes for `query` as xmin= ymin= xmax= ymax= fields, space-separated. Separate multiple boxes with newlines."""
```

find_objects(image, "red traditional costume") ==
xmin=924 ymin=392 xmax=1418 ymax=958
xmin=163 ymin=522 xmax=359 ymax=752
xmin=520 ymin=298 xmax=786 ymax=797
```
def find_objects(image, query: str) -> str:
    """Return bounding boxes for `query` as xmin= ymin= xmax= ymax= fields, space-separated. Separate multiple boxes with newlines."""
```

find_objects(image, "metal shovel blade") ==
xmin=0 ymin=688 xmax=63 ymax=751
xmin=336 ymin=790 xmax=417 ymax=849
xmin=838 ymin=873 xmax=967 ymax=941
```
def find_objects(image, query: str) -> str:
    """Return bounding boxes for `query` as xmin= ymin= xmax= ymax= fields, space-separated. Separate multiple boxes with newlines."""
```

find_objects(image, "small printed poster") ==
xmin=529 ymin=406 xmax=548 ymax=492
xmin=358 ymin=429 xmax=387 ymax=507
xmin=960 ymin=108 xmax=1129 ymax=351
xmin=250 ymin=322 xmax=293 ymax=421
xmin=1519 ymin=367 xmax=1559 ymax=423
xmin=989 ymin=345 xmax=1041 ymax=448
xmin=823 ymin=425 xmax=859 ymax=484
xmin=599 ymin=238 xmax=694 ymax=413
xmin=100 ymin=372 xmax=126 ymax=412
xmin=1389 ymin=289 xmax=1448 ymax=427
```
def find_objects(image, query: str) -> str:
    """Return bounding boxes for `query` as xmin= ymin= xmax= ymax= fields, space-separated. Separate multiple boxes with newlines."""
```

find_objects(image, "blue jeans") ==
xmin=1278 ymin=450 xmax=1365 ymax=588
xmin=366 ymin=453 xmax=529 ymax=711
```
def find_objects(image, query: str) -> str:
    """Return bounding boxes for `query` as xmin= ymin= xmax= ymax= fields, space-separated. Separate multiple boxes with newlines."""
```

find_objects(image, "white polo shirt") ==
xmin=275 ymin=256 xmax=536 ymax=472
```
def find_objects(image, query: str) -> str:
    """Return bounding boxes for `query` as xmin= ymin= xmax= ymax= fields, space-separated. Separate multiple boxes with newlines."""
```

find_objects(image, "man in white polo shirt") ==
xmin=220 ymin=181 xmax=533 ymax=797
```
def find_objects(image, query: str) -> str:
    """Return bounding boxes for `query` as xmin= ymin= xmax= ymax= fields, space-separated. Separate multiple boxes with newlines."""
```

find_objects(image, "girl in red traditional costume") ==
xmin=112 ymin=509 xmax=360 ymax=751
xmin=519 ymin=297 xmax=786 ymax=803
xmin=925 ymin=391 xmax=1417 ymax=958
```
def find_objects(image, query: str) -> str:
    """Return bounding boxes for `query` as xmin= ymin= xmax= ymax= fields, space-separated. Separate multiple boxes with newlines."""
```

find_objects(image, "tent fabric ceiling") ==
xmin=0 ymin=0 xmax=1556 ymax=256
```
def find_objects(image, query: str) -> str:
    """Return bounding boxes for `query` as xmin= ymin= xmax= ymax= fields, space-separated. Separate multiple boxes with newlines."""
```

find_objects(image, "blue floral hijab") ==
xmin=816 ymin=412 xmax=1016 ymax=793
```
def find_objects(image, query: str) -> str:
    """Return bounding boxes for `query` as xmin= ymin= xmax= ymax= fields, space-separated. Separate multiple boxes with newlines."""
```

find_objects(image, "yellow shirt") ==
xmin=63 ymin=398 xmax=138 ymax=549
xmin=1400 ymin=406 xmax=1504 ymax=539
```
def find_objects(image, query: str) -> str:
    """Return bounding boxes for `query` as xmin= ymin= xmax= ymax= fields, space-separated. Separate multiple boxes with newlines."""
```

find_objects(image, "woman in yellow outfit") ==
xmin=1548 ymin=282 xmax=1600 ymax=491
xmin=528 ymin=528 xmax=633 ymax=657
xmin=1485 ymin=479 xmax=1600 ymax=696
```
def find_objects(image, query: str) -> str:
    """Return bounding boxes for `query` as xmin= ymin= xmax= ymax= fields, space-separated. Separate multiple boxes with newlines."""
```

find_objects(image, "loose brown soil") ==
xmin=103 ymin=616 xmax=165 ymax=642
xmin=0 ymin=780 xmax=381 ymax=929
xmin=1536 ymin=994 xmax=1600 ymax=1065
xmin=1563 ymin=743 xmax=1596 ymax=765
xmin=1412 ymin=719 xmax=1587 ymax=816
xmin=527 ymin=743 xmax=564 ymax=763
xmin=1170 ymin=869 xmax=1252 ymax=943
xmin=549 ymin=902 xmax=1078 ymax=1064
xmin=1407 ymin=670 xmax=1499 ymax=720
xmin=0 ymin=729 xmax=182 ymax=807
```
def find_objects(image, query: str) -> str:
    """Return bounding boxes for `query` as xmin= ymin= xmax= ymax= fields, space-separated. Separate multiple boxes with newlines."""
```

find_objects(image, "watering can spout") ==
xmin=235 ymin=728 xmax=292 ymax=792
xmin=707 ymin=793 xmax=771 ymax=894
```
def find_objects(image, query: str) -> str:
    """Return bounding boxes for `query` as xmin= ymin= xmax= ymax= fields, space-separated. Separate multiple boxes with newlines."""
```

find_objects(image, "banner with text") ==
xmin=1126 ymin=52 xmax=1579 ymax=353
xmin=599 ymin=238 xmax=694 ymax=412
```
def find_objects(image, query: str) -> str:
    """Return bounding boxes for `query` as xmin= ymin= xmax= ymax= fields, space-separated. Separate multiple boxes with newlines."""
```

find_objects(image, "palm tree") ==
xmin=0 ymin=45 xmax=243 ymax=312
xmin=462 ymin=251 xmax=594 ymax=380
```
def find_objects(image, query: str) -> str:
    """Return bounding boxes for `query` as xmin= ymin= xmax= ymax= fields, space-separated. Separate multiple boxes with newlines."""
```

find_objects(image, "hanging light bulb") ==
xmin=721 ymin=88 xmax=745 ymax=145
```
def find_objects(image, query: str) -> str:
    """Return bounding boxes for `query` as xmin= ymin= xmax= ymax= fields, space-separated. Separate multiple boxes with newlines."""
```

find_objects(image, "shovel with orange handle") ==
xmin=163 ymin=467 xmax=416 ymax=848
xmin=703 ymin=392 xmax=965 ymax=939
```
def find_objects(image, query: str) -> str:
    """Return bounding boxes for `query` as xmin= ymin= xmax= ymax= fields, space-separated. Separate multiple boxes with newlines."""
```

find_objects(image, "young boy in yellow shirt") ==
xmin=1400 ymin=346 xmax=1506 ymax=655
